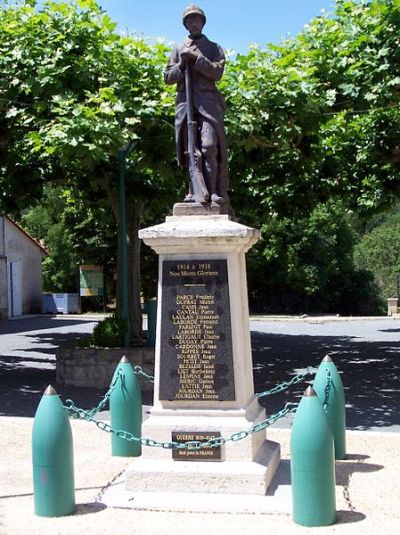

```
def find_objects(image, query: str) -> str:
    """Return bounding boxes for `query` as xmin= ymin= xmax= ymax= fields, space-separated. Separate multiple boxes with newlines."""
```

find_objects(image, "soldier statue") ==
xmin=165 ymin=4 xmax=229 ymax=205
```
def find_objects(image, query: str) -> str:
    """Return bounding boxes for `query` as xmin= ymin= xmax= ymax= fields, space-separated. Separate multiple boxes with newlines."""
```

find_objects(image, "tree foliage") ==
xmin=220 ymin=0 xmax=399 ymax=313
xmin=20 ymin=184 xmax=117 ymax=294
xmin=1 ymin=0 xmax=399 ymax=317
xmin=223 ymin=0 xmax=400 ymax=217
xmin=0 ymin=0 xmax=177 ymax=340
xmin=354 ymin=207 xmax=400 ymax=300
xmin=247 ymin=201 xmax=383 ymax=314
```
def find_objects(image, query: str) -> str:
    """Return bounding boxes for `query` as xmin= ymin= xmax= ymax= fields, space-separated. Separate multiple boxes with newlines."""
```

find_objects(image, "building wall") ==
xmin=4 ymin=218 xmax=45 ymax=315
xmin=0 ymin=218 xmax=7 ymax=318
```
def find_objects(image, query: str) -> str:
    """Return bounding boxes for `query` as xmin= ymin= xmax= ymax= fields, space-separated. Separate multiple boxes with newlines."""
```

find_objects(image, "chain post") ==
xmin=312 ymin=355 xmax=346 ymax=460
xmin=291 ymin=386 xmax=336 ymax=526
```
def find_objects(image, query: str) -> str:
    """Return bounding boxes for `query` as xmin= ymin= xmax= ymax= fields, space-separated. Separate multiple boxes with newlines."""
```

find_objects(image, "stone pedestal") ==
xmin=125 ymin=214 xmax=280 ymax=495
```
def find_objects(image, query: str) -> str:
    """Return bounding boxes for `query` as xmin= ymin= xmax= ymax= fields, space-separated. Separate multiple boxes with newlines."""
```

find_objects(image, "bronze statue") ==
xmin=165 ymin=5 xmax=229 ymax=205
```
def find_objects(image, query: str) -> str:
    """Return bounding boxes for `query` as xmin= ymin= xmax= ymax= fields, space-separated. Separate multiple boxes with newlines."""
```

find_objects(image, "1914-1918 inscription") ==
xmin=172 ymin=431 xmax=222 ymax=461
xmin=159 ymin=259 xmax=235 ymax=401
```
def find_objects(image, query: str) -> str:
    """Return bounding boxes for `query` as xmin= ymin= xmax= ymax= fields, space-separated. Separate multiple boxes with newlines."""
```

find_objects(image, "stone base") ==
xmin=135 ymin=215 xmax=280 ymax=497
xmin=125 ymin=439 xmax=280 ymax=495
xmin=56 ymin=344 xmax=154 ymax=390
xmin=172 ymin=202 xmax=231 ymax=216
xmin=125 ymin=399 xmax=281 ymax=495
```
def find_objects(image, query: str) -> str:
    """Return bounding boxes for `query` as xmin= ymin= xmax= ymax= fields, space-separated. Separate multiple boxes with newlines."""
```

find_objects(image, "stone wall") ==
xmin=0 ymin=257 xmax=7 ymax=319
xmin=56 ymin=344 xmax=155 ymax=391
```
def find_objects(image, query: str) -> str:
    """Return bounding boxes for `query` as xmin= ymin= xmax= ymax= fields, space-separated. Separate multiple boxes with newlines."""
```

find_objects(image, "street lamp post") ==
xmin=397 ymin=272 xmax=400 ymax=302
xmin=118 ymin=140 xmax=135 ymax=348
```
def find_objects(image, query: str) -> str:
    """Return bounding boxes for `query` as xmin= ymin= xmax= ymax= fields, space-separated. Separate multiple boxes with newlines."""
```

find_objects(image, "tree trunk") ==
xmin=126 ymin=198 xmax=145 ymax=345
xmin=98 ymin=173 xmax=144 ymax=345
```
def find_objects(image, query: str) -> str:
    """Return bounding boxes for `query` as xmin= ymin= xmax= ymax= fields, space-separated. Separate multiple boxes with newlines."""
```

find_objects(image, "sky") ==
xmin=95 ymin=0 xmax=337 ymax=53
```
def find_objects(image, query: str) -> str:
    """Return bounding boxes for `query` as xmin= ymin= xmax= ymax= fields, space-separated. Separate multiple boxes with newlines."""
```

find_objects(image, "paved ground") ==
xmin=1 ymin=314 xmax=399 ymax=534
xmin=1 ymin=418 xmax=399 ymax=535
xmin=0 ymin=315 xmax=104 ymax=417
xmin=1 ymin=314 xmax=399 ymax=431
xmin=250 ymin=316 xmax=400 ymax=432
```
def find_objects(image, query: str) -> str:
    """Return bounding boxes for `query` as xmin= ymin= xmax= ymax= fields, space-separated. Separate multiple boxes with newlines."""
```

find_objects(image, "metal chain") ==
xmin=66 ymin=399 xmax=298 ymax=450
xmin=255 ymin=367 xmax=314 ymax=398
xmin=133 ymin=365 xmax=154 ymax=384
xmin=62 ymin=365 xmax=335 ymax=451
xmin=63 ymin=365 xmax=154 ymax=419
xmin=64 ymin=369 xmax=122 ymax=419
xmin=323 ymin=370 xmax=332 ymax=412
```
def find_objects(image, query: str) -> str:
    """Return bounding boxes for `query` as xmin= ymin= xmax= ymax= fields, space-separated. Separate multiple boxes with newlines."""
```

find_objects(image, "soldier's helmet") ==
xmin=182 ymin=5 xmax=206 ymax=27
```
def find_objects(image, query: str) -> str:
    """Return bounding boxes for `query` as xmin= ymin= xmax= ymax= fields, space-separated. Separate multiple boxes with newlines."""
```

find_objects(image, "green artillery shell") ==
xmin=32 ymin=385 xmax=75 ymax=517
xmin=110 ymin=356 xmax=142 ymax=456
xmin=290 ymin=386 xmax=336 ymax=527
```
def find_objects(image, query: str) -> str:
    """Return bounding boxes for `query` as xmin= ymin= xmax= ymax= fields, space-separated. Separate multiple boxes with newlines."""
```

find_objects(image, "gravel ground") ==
xmin=1 ymin=416 xmax=399 ymax=535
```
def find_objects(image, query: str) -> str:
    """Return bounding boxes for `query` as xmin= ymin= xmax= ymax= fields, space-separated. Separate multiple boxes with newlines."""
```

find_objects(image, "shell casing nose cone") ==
xmin=43 ymin=385 xmax=58 ymax=396
xmin=303 ymin=385 xmax=317 ymax=397
xmin=119 ymin=355 xmax=129 ymax=364
xmin=322 ymin=354 xmax=333 ymax=362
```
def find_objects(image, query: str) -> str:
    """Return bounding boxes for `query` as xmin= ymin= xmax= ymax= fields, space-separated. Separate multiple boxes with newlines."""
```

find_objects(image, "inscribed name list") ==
xmin=159 ymin=259 xmax=235 ymax=401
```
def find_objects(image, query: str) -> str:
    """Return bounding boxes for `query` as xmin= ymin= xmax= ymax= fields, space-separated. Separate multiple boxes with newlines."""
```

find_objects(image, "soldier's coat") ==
xmin=165 ymin=34 xmax=229 ymax=191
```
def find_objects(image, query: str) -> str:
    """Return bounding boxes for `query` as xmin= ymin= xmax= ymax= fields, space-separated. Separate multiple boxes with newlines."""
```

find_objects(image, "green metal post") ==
xmin=290 ymin=386 xmax=336 ymax=527
xmin=146 ymin=298 xmax=157 ymax=348
xmin=118 ymin=148 xmax=130 ymax=348
xmin=313 ymin=354 xmax=346 ymax=460
xmin=397 ymin=272 xmax=400 ymax=301
xmin=32 ymin=385 xmax=75 ymax=517
xmin=110 ymin=356 xmax=142 ymax=456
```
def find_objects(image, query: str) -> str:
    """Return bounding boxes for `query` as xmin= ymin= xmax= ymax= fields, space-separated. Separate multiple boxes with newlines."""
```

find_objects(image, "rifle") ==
xmin=184 ymin=65 xmax=209 ymax=203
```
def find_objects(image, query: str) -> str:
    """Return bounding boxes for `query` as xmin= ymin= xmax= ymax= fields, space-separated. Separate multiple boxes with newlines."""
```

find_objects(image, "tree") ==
xmin=20 ymin=186 xmax=79 ymax=292
xmin=220 ymin=0 xmax=399 ymax=312
xmin=246 ymin=200 xmax=383 ymax=314
xmin=222 ymin=0 xmax=399 ymax=218
xmin=2 ymin=0 xmax=399 ymax=319
xmin=20 ymin=184 xmax=117 ymax=299
xmin=0 ymin=0 xmax=177 ymax=342
xmin=354 ymin=209 xmax=400 ymax=300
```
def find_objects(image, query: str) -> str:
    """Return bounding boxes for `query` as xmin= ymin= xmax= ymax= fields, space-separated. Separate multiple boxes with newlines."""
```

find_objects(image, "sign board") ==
xmin=159 ymin=259 xmax=235 ymax=401
xmin=171 ymin=431 xmax=222 ymax=461
xmin=79 ymin=265 xmax=104 ymax=297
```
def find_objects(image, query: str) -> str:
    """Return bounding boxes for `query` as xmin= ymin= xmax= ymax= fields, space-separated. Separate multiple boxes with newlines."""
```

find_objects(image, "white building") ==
xmin=0 ymin=216 xmax=47 ymax=318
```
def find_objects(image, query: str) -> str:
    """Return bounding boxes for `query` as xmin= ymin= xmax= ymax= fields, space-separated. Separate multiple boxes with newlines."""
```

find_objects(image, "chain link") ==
xmin=133 ymin=365 xmax=154 ymax=383
xmin=323 ymin=370 xmax=332 ymax=412
xmin=62 ymin=365 xmax=333 ymax=451
xmin=65 ymin=365 xmax=306 ymax=419
xmin=63 ymin=364 xmax=154 ymax=420
xmin=255 ymin=367 xmax=314 ymax=398
xmin=64 ymin=369 xmax=122 ymax=419
xmin=66 ymin=398 xmax=299 ymax=450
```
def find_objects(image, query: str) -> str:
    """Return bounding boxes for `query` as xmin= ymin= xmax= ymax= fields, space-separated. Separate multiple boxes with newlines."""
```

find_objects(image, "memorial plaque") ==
xmin=159 ymin=259 xmax=235 ymax=401
xmin=172 ymin=431 xmax=222 ymax=461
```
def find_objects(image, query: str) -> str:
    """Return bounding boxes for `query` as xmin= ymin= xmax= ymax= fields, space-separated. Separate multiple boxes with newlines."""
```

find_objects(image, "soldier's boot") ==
xmin=183 ymin=175 xmax=195 ymax=202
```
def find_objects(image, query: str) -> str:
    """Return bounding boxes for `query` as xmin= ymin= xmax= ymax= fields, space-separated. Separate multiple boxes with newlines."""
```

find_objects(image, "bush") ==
xmin=354 ymin=222 xmax=400 ymax=300
xmin=82 ymin=316 xmax=127 ymax=348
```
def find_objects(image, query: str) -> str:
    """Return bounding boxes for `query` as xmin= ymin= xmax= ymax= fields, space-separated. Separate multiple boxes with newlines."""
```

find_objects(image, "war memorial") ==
xmin=125 ymin=4 xmax=280 ymax=495
xmin=30 ymin=5 xmax=346 ymax=528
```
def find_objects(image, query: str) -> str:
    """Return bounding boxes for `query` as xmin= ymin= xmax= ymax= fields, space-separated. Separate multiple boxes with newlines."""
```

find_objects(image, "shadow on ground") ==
xmin=252 ymin=331 xmax=400 ymax=430
xmin=1 ymin=318 xmax=399 ymax=430
xmin=0 ymin=317 xmax=151 ymax=417
xmin=0 ymin=315 xmax=96 ymax=335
